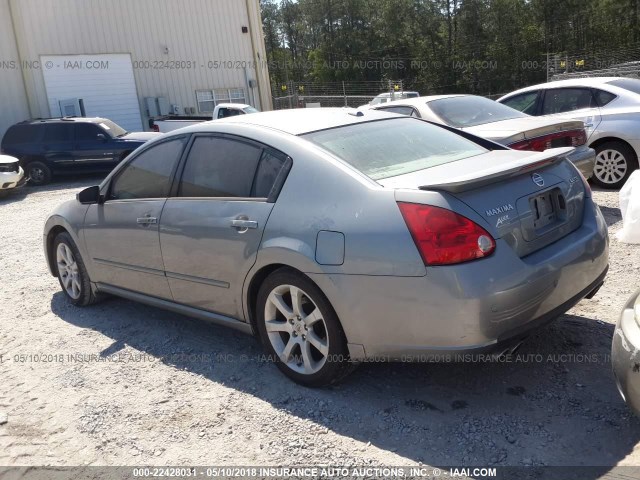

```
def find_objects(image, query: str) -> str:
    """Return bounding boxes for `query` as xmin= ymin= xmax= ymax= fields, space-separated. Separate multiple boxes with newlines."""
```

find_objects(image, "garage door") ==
xmin=41 ymin=54 xmax=143 ymax=132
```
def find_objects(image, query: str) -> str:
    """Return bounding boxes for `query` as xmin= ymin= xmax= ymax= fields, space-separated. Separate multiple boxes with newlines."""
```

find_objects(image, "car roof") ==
xmin=209 ymin=107 xmax=402 ymax=135
xmin=503 ymin=77 xmax=627 ymax=95
xmin=22 ymin=117 xmax=109 ymax=125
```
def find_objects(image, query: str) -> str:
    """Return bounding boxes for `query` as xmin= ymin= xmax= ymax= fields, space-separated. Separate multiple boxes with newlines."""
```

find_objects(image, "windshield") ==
xmin=607 ymin=78 xmax=640 ymax=96
xmin=243 ymin=106 xmax=259 ymax=114
xmin=98 ymin=119 xmax=127 ymax=137
xmin=429 ymin=95 xmax=527 ymax=128
xmin=302 ymin=117 xmax=487 ymax=180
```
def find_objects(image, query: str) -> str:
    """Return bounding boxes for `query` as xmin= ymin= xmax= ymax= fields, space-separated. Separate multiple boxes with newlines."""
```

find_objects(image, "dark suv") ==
xmin=1 ymin=118 xmax=160 ymax=185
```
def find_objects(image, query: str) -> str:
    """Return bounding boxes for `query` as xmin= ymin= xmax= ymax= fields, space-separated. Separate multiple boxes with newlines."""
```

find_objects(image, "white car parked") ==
xmin=0 ymin=154 xmax=25 ymax=196
xmin=498 ymin=77 xmax=640 ymax=189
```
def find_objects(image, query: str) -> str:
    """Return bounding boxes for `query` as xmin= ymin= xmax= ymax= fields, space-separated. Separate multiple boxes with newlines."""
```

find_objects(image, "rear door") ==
xmin=73 ymin=123 xmax=119 ymax=171
xmin=84 ymin=136 xmax=188 ymax=298
xmin=540 ymin=87 xmax=602 ymax=140
xmin=159 ymin=135 xmax=290 ymax=319
xmin=41 ymin=123 xmax=75 ymax=171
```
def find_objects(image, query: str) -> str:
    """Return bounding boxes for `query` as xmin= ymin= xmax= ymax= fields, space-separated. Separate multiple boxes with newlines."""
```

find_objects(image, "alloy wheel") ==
xmin=264 ymin=284 xmax=329 ymax=375
xmin=594 ymin=149 xmax=628 ymax=186
xmin=56 ymin=242 xmax=81 ymax=299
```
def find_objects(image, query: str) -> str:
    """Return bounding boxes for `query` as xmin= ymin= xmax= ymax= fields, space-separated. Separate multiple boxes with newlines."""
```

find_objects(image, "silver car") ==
xmin=498 ymin=77 xmax=640 ymax=189
xmin=44 ymin=109 xmax=609 ymax=386
xmin=612 ymin=289 xmax=640 ymax=415
xmin=367 ymin=94 xmax=595 ymax=180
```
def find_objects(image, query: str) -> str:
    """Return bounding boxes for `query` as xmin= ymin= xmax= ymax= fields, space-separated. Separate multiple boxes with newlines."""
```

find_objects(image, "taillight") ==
xmin=151 ymin=124 xmax=159 ymax=132
xmin=397 ymin=202 xmax=496 ymax=266
xmin=509 ymin=129 xmax=587 ymax=152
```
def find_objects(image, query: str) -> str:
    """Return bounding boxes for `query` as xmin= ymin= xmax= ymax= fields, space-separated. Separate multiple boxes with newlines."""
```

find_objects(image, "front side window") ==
xmin=179 ymin=137 xmax=262 ymax=197
xmin=75 ymin=123 xmax=103 ymax=141
xmin=501 ymin=91 xmax=539 ymax=115
xmin=110 ymin=138 xmax=186 ymax=200
xmin=303 ymin=117 xmax=487 ymax=180
xmin=429 ymin=96 xmax=526 ymax=127
xmin=542 ymin=88 xmax=596 ymax=114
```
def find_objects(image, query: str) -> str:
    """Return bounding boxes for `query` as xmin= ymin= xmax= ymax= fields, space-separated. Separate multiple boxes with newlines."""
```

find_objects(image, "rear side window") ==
xmin=303 ymin=117 xmax=487 ymax=180
xmin=110 ymin=138 xmax=186 ymax=200
xmin=594 ymin=89 xmax=617 ymax=106
xmin=252 ymin=151 xmax=287 ymax=198
xmin=42 ymin=123 xmax=74 ymax=142
xmin=542 ymin=88 xmax=596 ymax=114
xmin=179 ymin=137 xmax=262 ymax=197
xmin=2 ymin=124 xmax=41 ymax=145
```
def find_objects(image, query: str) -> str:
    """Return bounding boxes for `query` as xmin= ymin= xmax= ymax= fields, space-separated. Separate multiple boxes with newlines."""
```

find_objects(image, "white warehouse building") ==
xmin=0 ymin=0 xmax=272 ymax=137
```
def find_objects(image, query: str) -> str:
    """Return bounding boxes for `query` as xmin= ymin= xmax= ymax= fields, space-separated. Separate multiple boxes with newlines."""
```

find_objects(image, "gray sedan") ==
xmin=498 ymin=77 xmax=640 ymax=189
xmin=44 ymin=109 xmax=609 ymax=386
xmin=367 ymin=94 xmax=595 ymax=180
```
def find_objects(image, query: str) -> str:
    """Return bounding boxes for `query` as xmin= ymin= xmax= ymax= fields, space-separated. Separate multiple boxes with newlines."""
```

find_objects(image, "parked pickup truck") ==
xmin=150 ymin=103 xmax=259 ymax=133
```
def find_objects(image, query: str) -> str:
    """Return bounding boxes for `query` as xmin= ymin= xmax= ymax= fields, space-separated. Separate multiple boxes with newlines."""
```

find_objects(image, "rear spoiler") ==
xmin=418 ymin=147 xmax=574 ymax=193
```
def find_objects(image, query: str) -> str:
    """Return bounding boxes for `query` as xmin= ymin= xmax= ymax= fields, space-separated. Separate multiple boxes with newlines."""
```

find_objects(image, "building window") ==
xmin=196 ymin=88 xmax=247 ymax=113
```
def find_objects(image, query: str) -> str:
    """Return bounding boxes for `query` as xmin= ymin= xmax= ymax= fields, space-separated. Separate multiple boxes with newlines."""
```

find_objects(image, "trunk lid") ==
xmin=462 ymin=117 xmax=585 ymax=146
xmin=379 ymin=148 xmax=587 ymax=257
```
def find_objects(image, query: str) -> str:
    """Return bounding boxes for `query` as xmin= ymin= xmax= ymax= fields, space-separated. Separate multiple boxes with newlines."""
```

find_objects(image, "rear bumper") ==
xmin=612 ymin=289 xmax=640 ymax=416
xmin=566 ymin=146 xmax=595 ymax=179
xmin=311 ymin=199 xmax=609 ymax=360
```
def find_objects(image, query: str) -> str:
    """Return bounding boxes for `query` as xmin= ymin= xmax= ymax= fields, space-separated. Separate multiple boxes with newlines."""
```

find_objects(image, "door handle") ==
xmin=137 ymin=216 xmax=157 ymax=225
xmin=230 ymin=219 xmax=258 ymax=230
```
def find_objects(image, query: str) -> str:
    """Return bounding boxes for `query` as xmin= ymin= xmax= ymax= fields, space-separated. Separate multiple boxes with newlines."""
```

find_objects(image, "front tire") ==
xmin=26 ymin=161 xmax=52 ymax=186
xmin=54 ymin=232 xmax=101 ymax=306
xmin=256 ymin=268 xmax=355 ymax=387
xmin=592 ymin=141 xmax=638 ymax=189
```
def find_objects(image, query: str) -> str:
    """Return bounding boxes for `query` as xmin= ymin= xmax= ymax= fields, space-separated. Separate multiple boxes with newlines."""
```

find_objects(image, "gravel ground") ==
xmin=0 ymin=177 xmax=639 ymax=475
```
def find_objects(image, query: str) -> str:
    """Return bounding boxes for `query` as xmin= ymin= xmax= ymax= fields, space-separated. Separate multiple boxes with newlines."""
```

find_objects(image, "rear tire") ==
xmin=255 ymin=268 xmax=356 ymax=387
xmin=53 ymin=232 xmax=102 ymax=306
xmin=592 ymin=141 xmax=638 ymax=189
xmin=26 ymin=161 xmax=52 ymax=186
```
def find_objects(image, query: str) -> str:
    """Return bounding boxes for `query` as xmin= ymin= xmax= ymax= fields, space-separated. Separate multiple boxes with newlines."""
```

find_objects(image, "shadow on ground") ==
xmin=51 ymin=291 xmax=640 ymax=478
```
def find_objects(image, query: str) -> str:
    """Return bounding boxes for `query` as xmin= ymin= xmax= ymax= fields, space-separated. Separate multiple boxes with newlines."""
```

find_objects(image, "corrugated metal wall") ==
xmin=7 ymin=0 xmax=272 ymax=130
xmin=0 ymin=0 xmax=31 ymax=139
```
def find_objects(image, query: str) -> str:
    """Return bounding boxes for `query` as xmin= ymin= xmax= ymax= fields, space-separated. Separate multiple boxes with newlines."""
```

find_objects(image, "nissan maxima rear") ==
xmin=44 ymin=109 xmax=609 ymax=386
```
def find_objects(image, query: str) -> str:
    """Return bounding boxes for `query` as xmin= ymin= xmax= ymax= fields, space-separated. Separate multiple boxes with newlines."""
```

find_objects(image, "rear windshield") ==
xmin=607 ymin=78 xmax=640 ymax=96
xmin=429 ymin=95 xmax=527 ymax=127
xmin=302 ymin=117 xmax=487 ymax=180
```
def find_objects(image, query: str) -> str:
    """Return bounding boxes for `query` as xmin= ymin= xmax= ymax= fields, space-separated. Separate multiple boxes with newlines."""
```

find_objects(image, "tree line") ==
xmin=261 ymin=0 xmax=640 ymax=97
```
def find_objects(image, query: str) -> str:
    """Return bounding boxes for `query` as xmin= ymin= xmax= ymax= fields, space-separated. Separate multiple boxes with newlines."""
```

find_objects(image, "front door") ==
xmin=159 ymin=135 xmax=290 ymax=319
xmin=83 ymin=136 xmax=188 ymax=298
xmin=73 ymin=123 xmax=119 ymax=171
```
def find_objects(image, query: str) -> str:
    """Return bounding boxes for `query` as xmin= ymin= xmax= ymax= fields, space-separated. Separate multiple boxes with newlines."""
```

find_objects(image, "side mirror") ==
xmin=77 ymin=185 xmax=102 ymax=205
xmin=97 ymin=133 xmax=108 ymax=142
